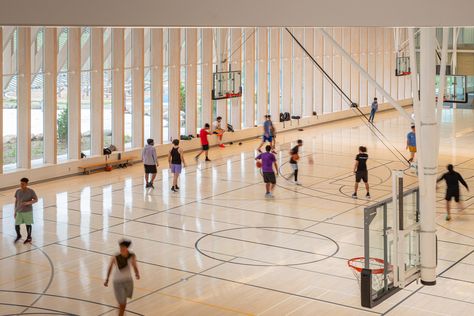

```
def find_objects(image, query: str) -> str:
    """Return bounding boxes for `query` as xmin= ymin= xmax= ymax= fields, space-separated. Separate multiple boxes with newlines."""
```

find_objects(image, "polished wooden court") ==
xmin=1 ymin=109 xmax=474 ymax=315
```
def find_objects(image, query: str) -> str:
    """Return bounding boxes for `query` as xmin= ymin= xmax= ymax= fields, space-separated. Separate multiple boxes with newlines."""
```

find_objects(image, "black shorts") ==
xmin=446 ymin=189 xmax=460 ymax=202
xmin=144 ymin=164 xmax=157 ymax=174
xmin=263 ymin=172 xmax=276 ymax=184
xmin=202 ymin=144 xmax=209 ymax=150
xmin=355 ymin=171 xmax=368 ymax=183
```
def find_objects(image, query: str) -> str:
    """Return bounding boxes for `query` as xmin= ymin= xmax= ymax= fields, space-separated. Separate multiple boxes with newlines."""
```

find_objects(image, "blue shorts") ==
xmin=170 ymin=164 xmax=182 ymax=174
xmin=262 ymin=135 xmax=273 ymax=143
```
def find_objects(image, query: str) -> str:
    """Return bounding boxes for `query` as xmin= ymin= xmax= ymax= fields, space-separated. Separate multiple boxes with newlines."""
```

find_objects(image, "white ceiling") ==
xmin=0 ymin=0 xmax=473 ymax=27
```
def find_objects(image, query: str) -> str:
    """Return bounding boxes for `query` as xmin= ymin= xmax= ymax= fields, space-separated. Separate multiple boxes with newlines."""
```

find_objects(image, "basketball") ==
xmin=291 ymin=153 xmax=300 ymax=161
xmin=256 ymin=161 xmax=262 ymax=168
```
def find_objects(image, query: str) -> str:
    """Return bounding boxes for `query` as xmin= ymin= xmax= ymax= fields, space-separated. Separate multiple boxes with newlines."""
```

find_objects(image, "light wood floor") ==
xmin=1 ymin=108 xmax=474 ymax=315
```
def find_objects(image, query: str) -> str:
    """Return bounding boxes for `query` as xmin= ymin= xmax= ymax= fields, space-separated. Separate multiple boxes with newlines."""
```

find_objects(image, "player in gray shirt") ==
xmin=14 ymin=178 xmax=38 ymax=244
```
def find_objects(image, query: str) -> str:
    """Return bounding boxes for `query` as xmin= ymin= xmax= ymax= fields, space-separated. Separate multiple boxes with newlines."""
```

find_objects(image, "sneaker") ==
xmin=294 ymin=180 xmax=301 ymax=185
xmin=14 ymin=235 xmax=22 ymax=243
xmin=175 ymin=185 xmax=180 ymax=190
xmin=205 ymin=158 xmax=211 ymax=162
xmin=268 ymin=193 xmax=274 ymax=198
xmin=366 ymin=193 xmax=371 ymax=199
xmin=149 ymin=183 xmax=155 ymax=189
xmin=446 ymin=215 xmax=451 ymax=221
xmin=24 ymin=237 xmax=32 ymax=244
xmin=352 ymin=193 xmax=358 ymax=199
xmin=265 ymin=192 xmax=271 ymax=198
xmin=219 ymin=144 xmax=225 ymax=148
xmin=171 ymin=186 xmax=177 ymax=192
xmin=145 ymin=182 xmax=150 ymax=188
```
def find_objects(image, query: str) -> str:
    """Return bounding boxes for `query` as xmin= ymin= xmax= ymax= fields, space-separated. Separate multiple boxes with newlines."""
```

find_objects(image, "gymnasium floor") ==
xmin=1 ymin=108 xmax=474 ymax=316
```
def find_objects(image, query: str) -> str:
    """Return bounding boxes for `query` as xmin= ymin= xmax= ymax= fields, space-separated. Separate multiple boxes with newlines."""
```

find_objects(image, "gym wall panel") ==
xmin=332 ymin=28 xmax=342 ymax=112
xmin=323 ymin=28 xmax=333 ymax=114
xmin=350 ymin=27 xmax=360 ymax=106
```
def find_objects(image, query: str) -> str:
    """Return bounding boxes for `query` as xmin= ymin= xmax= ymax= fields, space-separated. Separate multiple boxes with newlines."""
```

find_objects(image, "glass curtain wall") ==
xmin=57 ymin=28 xmax=68 ymax=161
xmin=81 ymin=27 xmax=91 ymax=155
xmin=103 ymin=28 xmax=112 ymax=146
xmin=124 ymin=28 xmax=133 ymax=149
xmin=144 ymin=28 xmax=151 ymax=142
xmin=31 ymin=27 xmax=45 ymax=165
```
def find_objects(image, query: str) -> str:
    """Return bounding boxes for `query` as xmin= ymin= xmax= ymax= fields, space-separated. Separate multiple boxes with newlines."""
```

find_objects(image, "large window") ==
xmin=144 ymin=29 xmax=151 ymax=143
xmin=124 ymin=28 xmax=132 ymax=149
xmin=57 ymin=28 xmax=68 ymax=161
xmin=103 ymin=28 xmax=112 ymax=147
xmin=180 ymin=29 xmax=187 ymax=136
xmin=163 ymin=29 xmax=169 ymax=143
xmin=196 ymin=29 xmax=203 ymax=134
xmin=3 ymin=28 xmax=18 ymax=171
xmin=81 ymin=27 xmax=91 ymax=155
xmin=31 ymin=28 xmax=45 ymax=165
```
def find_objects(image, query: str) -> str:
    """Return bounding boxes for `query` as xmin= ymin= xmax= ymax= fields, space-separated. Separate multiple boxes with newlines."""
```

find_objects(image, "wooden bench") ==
xmin=79 ymin=157 xmax=137 ymax=175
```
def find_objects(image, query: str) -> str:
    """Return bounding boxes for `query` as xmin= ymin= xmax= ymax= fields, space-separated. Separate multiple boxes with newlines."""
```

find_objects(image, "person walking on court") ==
xmin=406 ymin=125 xmax=416 ymax=165
xmin=289 ymin=139 xmax=303 ymax=185
xmin=352 ymin=146 xmax=370 ymax=199
xmin=257 ymin=115 xmax=276 ymax=153
xmin=169 ymin=139 xmax=186 ymax=192
xmin=212 ymin=116 xmax=226 ymax=148
xmin=104 ymin=239 xmax=140 ymax=316
xmin=142 ymin=139 xmax=158 ymax=188
xmin=437 ymin=164 xmax=469 ymax=221
xmin=14 ymin=177 xmax=38 ymax=244
xmin=195 ymin=123 xmax=211 ymax=162
xmin=256 ymin=145 xmax=279 ymax=198
xmin=369 ymin=97 xmax=378 ymax=123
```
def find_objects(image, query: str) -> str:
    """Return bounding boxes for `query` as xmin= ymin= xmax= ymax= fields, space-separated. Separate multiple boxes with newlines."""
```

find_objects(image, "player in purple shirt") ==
xmin=256 ymin=145 xmax=279 ymax=198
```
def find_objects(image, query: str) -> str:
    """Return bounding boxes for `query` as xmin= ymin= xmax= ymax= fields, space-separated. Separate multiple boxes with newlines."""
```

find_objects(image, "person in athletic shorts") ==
xmin=257 ymin=115 xmax=275 ymax=153
xmin=104 ymin=239 xmax=140 ymax=316
xmin=14 ymin=178 xmax=38 ymax=244
xmin=256 ymin=145 xmax=279 ymax=198
xmin=289 ymin=139 xmax=303 ymax=185
xmin=212 ymin=116 xmax=226 ymax=148
xmin=195 ymin=123 xmax=211 ymax=161
xmin=437 ymin=164 xmax=469 ymax=221
xmin=352 ymin=146 xmax=370 ymax=199
xmin=142 ymin=138 xmax=158 ymax=188
xmin=169 ymin=139 xmax=186 ymax=192
xmin=406 ymin=125 xmax=416 ymax=165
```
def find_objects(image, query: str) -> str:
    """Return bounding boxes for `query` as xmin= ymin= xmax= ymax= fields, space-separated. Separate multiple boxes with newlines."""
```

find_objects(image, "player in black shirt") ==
xmin=289 ymin=140 xmax=303 ymax=185
xmin=352 ymin=146 xmax=370 ymax=199
xmin=437 ymin=164 xmax=469 ymax=221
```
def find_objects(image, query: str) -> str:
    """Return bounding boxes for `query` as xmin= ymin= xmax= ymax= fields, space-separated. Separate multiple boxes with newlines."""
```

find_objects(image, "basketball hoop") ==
xmin=348 ymin=257 xmax=392 ymax=291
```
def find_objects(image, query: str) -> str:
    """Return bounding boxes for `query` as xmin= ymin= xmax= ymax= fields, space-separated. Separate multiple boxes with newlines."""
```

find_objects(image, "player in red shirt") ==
xmin=195 ymin=123 xmax=211 ymax=161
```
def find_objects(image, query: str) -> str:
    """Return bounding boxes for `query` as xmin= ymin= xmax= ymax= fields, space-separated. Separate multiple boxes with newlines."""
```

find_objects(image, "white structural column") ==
xmin=201 ymin=29 xmax=213 ymax=127
xmin=383 ymin=29 xmax=392 ymax=101
xmin=293 ymin=28 xmax=303 ymax=116
xmin=244 ymin=27 xmax=255 ymax=127
xmin=350 ymin=28 xmax=360 ymax=106
xmin=186 ymin=28 xmax=197 ymax=135
xmin=323 ymin=28 xmax=333 ymax=114
xmin=150 ymin=29 xmax=163 ymax=143
xmin=44 ymin=28 xmax=57 ymax=163
xmin=132 ymin=28 xmax=144 ymax=148
xmin=341 ymin=28 xmax=351 ymax=110
xmin=418 ymin=28 xmax=438 ymax=286
xmin=112 ymin=28 xmax=124 ymax=150
xmin=68 ymin=28 xmax=81 ymax=160
xmin=216 ymin=28 xmax=229 ymax=126
xmin=17 ymin=27 xmax=31 ymax=168
xmin=313 ymin=29 xmax=323 ymax=115
xmin=303 ymin=28 xmax=313 ymax=117
xmin=257 ymin=27 xmax=268 ymax=119
xmin=90 ymin=28 xmax=103 ymax=156
xmin=281 ymin=28 xmax=292 ymax=113
xmin=230 ymin=28 xmax=242 ymax=130
xmin=269 ymin=28 xmax=280 ymax=117
xmin=168 ymin=28 xmax=180 ymax=140
xmin=0 ymin=28 xmax=2 ymax=172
